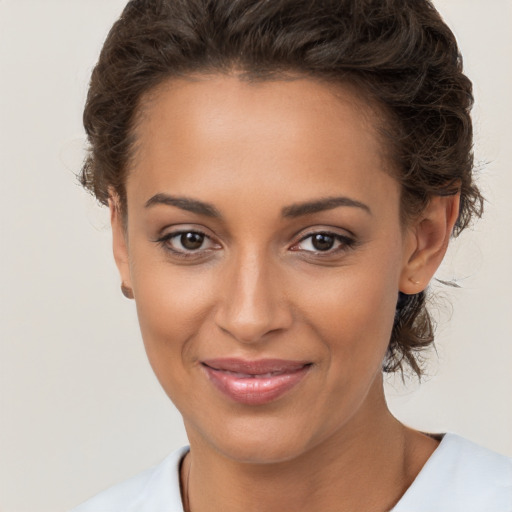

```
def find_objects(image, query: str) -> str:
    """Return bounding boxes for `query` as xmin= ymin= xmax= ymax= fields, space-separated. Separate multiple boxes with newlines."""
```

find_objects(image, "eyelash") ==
xmin=155 ymin=230 xmax=218 ymax=259
xmin=292 ymin=231 xmax=356 ymax=255
xmin=155 ymin=229 xmax=356 ymax=259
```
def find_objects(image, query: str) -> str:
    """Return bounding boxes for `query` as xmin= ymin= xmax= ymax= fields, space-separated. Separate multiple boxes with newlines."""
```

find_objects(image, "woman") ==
xmin=72 ymin=0 xmax=512 ymax=510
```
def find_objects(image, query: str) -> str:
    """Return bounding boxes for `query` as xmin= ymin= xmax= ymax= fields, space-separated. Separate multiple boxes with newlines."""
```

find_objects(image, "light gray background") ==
xmin=1 ymin=1 xmax=511 ymax=511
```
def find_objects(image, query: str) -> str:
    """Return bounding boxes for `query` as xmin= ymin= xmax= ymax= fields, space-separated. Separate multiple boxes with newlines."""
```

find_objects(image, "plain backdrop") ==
xmin=1 ymin=1 xmax=511 ymax=511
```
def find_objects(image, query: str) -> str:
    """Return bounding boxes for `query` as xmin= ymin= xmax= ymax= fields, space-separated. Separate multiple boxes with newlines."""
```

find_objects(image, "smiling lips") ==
xmin=201 ymin=358 xmax=312 ymax=405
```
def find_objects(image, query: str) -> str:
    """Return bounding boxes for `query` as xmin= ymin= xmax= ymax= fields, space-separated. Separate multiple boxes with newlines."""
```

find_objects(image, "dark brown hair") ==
xmin=81 ymin=0 xmax=483 ymax=377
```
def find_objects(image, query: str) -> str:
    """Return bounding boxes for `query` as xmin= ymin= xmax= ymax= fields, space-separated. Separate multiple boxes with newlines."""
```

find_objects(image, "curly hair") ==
xmin=81 ymin=0 xmax=483 ymax=377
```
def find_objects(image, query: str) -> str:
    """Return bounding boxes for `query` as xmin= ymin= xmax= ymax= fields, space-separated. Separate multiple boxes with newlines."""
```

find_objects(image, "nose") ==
xmin=214 ymin=249 xmax=293 ymax=344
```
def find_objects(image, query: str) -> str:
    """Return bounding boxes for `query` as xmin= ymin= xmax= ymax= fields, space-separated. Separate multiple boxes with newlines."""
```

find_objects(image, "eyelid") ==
xmin=153 ymin=225 xmax=357 ymax=259
xmin=154 ymin=226 xmax=222 ymax=257
xmin=289 ymin=229 xmax=356 ymax=254
xmin=155 ymin=223 xmax=217 ymax=243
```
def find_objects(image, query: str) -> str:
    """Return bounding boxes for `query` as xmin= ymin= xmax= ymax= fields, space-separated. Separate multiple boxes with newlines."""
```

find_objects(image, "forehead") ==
xmin=127 ymin=74 xmax=398 ymax=217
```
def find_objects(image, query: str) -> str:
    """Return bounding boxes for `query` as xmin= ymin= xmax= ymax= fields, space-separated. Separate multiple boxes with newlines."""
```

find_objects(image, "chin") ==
xmin=185 ymin=412 xmax=328 ymax=465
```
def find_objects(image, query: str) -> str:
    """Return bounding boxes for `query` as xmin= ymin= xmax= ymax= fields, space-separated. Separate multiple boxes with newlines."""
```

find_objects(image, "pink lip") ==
xmin=201 ymin=358 xmax=312 ymax=405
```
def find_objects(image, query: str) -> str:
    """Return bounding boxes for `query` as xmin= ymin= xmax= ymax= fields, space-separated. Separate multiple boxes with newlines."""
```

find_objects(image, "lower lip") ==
xmin=202 ymin=364 xmax=311 ymax=405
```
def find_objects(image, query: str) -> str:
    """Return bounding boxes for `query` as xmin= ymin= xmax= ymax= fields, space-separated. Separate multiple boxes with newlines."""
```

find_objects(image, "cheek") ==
xmin=129 ymin=254 xmax=218 ymax=390
xmin=303 ymin=276 xmax=395 ymax=357
xmin=296 ymin=249 xmax=401 ymax=375
xmin=290 ymin=268 xmax=399 ymax=440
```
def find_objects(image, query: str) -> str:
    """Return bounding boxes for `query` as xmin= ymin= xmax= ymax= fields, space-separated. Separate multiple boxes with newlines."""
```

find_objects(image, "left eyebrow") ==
xmin=281 ymin=196 xmax=372 ymax=218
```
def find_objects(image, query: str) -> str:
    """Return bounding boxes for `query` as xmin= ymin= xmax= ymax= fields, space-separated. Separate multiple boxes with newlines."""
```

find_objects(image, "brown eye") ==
xmin=181 ymin=232 xmax=205 ymax=250
xmin=311 ymin=233 xmax=335 ymax=251
xmin=291 ymin=231 xmax=355 ymax=255
xmin=156 ymin=229 xmax=219 ymax=256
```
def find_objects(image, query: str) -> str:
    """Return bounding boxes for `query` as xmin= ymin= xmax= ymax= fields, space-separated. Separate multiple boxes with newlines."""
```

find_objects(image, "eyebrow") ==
xmin=145 ymin=194 xmax=222 ymax=217
xmin=281 ymin=196 xmax=372 ymax=217
xmin=144 ymin=193 xmax=371 ymax=218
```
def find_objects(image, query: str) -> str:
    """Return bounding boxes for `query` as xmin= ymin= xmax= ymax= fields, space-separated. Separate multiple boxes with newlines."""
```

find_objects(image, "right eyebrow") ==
xmin=144 ymin=194 xmax=222 ymax=218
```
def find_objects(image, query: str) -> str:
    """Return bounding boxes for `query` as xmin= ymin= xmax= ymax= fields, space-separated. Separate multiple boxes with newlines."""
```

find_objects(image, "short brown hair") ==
xmin=81 ymin=0 xmax=483 ymax=377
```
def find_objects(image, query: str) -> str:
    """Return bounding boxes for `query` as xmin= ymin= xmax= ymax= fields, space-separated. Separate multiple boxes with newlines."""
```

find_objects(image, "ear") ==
xmin=109 ymin=193 xmax=133 ymax=295
xmin=399 ymin=193 xmax=460 ymax=294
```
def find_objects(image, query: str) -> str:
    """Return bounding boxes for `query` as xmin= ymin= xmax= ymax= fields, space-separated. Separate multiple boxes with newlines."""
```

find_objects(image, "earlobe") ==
xmin=399 ymin=193 xmax=460 ymax=295
xmin=109 ymin=193 xmax=133 ymax=295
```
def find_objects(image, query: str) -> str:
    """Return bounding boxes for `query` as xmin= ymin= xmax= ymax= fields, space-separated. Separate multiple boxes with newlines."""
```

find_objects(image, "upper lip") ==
xmin=201 ymin=358 xmax=311 ymax=375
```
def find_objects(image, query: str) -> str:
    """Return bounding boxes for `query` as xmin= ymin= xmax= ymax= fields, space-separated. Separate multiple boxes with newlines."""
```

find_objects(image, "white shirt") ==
xmin=71 ymin=434 xmax=512 ymax=512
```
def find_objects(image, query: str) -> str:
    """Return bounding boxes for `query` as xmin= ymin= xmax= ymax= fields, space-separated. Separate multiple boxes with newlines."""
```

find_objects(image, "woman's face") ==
xmin=114 ymin=75 xmax=419 ymax=462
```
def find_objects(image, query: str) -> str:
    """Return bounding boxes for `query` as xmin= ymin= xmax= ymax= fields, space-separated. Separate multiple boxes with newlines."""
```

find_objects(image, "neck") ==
xmin=181 ymin=379 xmax=438 ymax=512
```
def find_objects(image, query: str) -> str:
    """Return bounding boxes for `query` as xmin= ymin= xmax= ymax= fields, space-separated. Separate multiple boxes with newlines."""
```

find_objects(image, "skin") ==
xmin=111 ymin=75 xmax=459 ymax=512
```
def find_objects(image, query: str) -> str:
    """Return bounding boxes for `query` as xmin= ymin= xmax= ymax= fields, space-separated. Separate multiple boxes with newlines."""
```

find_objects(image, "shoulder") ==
xmin=393 ymin=434 xmax=512 ymax=512
xmin=70 ymin=446 xmax=188 ymax=512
